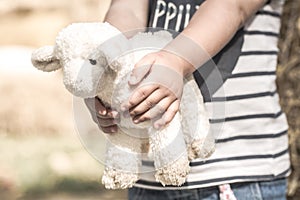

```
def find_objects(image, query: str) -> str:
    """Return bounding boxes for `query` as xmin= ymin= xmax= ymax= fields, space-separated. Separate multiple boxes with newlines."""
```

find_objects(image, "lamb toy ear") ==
xmin=31 ymin=46 xmax=62 ymax=72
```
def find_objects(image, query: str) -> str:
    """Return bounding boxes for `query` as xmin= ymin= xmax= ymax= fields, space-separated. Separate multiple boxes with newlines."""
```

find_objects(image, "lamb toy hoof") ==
xmin=155 ymin=155 xmax=190 ymax=186
xmin=31 ymin=22 xmax=215 ymax=189
xmin=102 ymin=168 xmax=139 ymax=189
xmin=188 ymin=137 xmax=215 ymax=160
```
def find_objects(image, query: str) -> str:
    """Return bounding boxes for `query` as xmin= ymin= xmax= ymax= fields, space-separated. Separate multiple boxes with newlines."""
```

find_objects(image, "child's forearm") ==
xmin=165 ymin=0 xmax=267 ymax=76
xmin=104 ymin=0 xmax=149 ymax=34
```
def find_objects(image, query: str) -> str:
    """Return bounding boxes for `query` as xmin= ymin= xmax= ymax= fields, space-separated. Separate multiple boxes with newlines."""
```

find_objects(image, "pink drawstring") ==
xmin=219 ymin=184 xmax=237 ymax=200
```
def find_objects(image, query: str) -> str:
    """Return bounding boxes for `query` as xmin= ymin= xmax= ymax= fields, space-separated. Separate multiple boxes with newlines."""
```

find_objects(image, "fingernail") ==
xmin=121 ymin=105 xmax=127 ymax=112
xmin=129 ymin=75 xmax=137 ymax=85
xmin=133 ymin=119 xmax=139 ymax=124
xmin=111 ymin=111 xmax=119 ymax=118
xmin=111 ymin=128 xmax=117 ymax=133
xmin=154 ymin=122 xmax=163 ymax=129
xmin=99 ymin=110 xmax=107 ymax=115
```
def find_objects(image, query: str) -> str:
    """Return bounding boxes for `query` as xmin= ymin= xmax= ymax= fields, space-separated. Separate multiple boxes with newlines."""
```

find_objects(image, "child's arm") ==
xmin=170 ymin=0 xmax=267 ymax=76
xmin=104 ymin=0 xmax=149 ymax=35
xmin=123 ymin=0 xmax=267 ymax=128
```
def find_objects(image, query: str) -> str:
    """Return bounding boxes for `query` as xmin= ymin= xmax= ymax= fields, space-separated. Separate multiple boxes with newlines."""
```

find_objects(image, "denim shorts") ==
xmin=128 ymin=178 xmax=287 ymax=200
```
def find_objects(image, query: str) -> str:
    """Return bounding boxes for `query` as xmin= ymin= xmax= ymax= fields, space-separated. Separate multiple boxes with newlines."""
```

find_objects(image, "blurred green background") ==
xmin=0 ymin=0 xmax=299 ymax=200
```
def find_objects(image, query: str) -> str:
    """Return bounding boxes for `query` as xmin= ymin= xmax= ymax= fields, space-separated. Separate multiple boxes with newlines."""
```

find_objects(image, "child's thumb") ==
xmin=128 ymin=56 xmax=155 ymax=85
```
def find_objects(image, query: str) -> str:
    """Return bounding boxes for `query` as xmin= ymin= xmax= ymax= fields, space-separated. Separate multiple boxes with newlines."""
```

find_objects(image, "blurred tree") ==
xmin=277 ymin=0 xmax=300 ymax=199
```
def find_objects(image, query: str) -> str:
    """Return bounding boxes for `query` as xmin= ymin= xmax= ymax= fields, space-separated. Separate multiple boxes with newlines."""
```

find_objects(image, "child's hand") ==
xmin=84 ymin=97 xmax=119 ymax=134
xmin=121 ymin=50 xmax=191 ymax=129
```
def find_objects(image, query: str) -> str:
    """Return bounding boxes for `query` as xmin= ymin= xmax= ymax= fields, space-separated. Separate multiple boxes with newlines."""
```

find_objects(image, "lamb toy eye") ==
xmin=89 ymin=59 xmax=97 ymax=65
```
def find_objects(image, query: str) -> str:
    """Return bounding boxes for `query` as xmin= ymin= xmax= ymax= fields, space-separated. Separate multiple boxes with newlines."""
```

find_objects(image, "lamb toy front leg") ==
xmin=102 ymin=139 xmax=141 ymax=189
xmin=126 ymin=31 xmax=193 ymax=186
xmin=149 ymin=114 xmax=190 ymax=186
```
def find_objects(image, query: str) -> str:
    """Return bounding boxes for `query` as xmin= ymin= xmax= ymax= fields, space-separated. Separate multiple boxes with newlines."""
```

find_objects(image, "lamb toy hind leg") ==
xmin=180 ymin=75 xmax=215 ymax=160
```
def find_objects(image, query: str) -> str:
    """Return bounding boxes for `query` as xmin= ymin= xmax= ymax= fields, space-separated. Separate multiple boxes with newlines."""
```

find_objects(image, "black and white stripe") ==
xmin=216 ymin=129 xmax=288 ymax=143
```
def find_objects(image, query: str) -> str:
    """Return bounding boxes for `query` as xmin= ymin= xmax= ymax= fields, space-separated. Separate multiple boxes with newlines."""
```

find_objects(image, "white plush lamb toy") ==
xmin=31 ymin=22 xmax=215 ymax=189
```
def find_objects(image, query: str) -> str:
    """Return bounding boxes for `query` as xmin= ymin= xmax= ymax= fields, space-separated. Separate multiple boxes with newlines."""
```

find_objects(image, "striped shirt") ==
xmin=135 ymin=0 xmax=290 ymax=189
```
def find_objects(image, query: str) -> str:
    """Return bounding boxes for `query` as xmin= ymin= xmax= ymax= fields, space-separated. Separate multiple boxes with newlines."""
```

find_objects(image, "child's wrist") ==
xmin=163 ymin=33 xmax=210 ymax=75
xmin=158 ymin=49 xmax=194 ymax=78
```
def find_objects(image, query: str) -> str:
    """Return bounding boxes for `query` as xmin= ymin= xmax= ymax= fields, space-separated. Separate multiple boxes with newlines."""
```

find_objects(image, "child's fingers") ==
xmin=95 ymin=97 xmax=108 ymax=116
xmin=132 ymin=96 xmax=176 ymax=124
xmin=98 ymin=110 xmax=120 ymax=119
xmin=97 ymin=116 xmax=119 ymax=127
xmin=153 ymin=99 xmax=180 ymax=129
xmin=121 ymin=84 xmax=159 ymax=111
xmin=84 ymin=97 xmax=103 ymax=123
xmin=129 ymin=89 xmax=167 ymax=117
xmin=85 ymin=98 xmax=120 ymax=134
xmin=84 ymin=97 xmax=107 ymax=116
xmin=100 ymin=125 xmax=118 ymax=134
xmin=96 ymin=112 xmax=119 ymax=134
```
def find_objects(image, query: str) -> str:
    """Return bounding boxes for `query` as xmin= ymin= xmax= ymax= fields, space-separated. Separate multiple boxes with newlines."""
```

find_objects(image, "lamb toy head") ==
xmin=31 ymin=22 xmax=215 ymax=189
xmin=31 ymin=22 xmax=129 ymax=98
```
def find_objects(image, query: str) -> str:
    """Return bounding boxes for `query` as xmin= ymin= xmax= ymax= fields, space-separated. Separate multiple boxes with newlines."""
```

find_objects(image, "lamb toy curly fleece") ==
xmin=31 ymin=22 xmax=215 ymax=189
